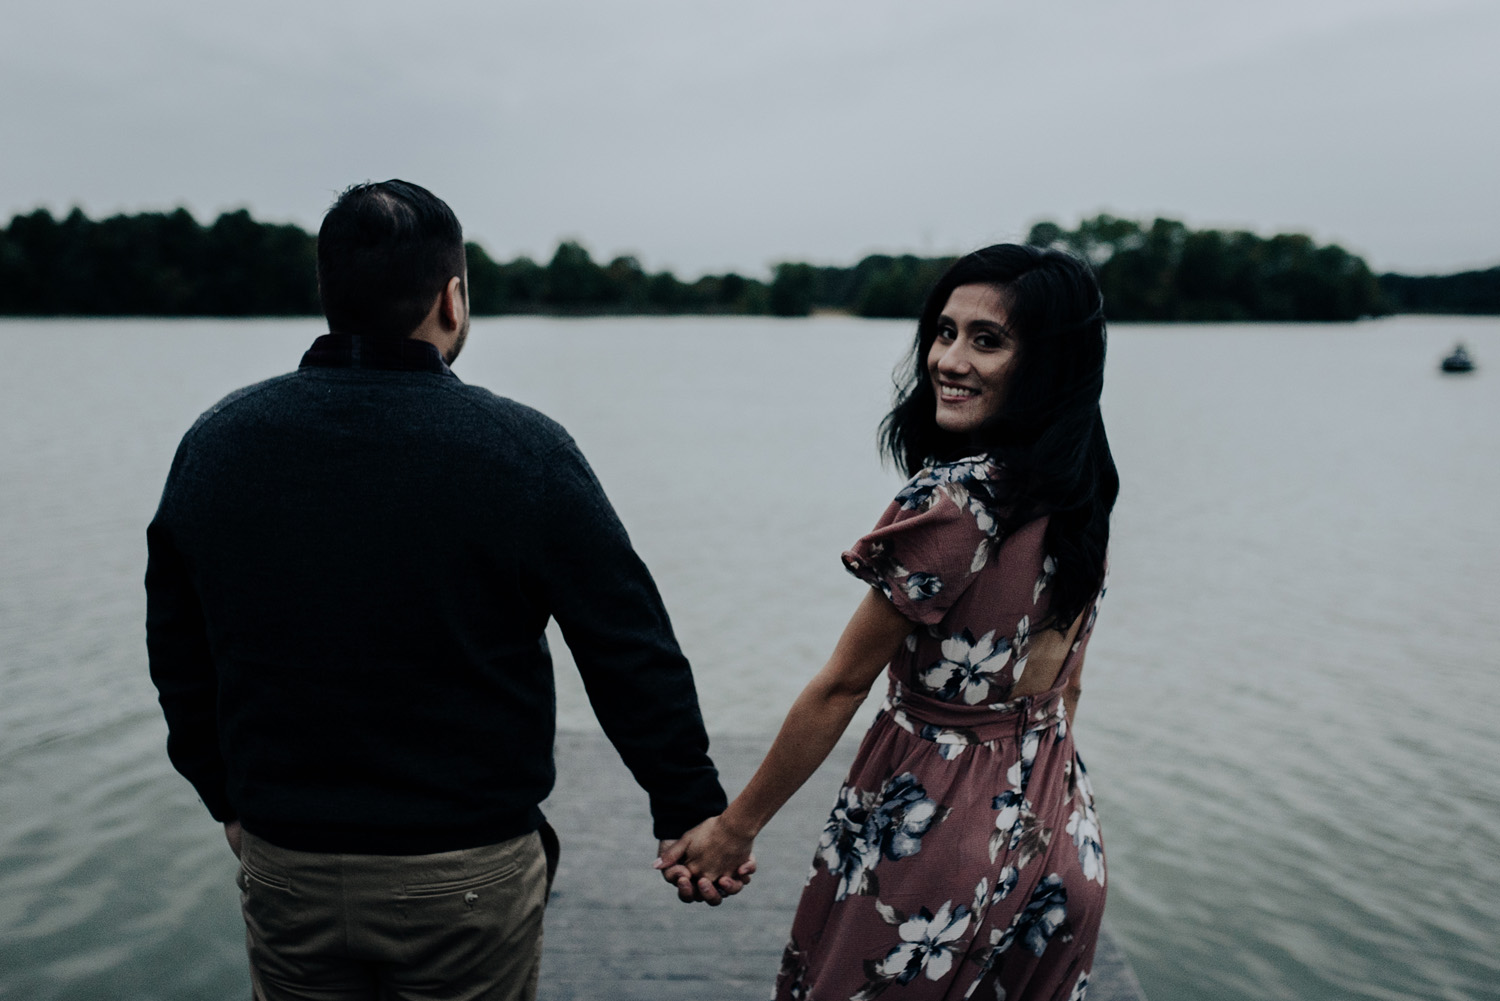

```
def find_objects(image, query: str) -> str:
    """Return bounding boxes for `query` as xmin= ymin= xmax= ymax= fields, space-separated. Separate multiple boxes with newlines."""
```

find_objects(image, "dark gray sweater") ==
xmin=146 ymin=333 xmax=726 ymax=853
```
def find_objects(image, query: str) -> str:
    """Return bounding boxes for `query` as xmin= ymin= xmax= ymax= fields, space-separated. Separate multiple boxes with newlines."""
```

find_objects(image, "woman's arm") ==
xmin=655 ymin=588 xmax=913 ymax=902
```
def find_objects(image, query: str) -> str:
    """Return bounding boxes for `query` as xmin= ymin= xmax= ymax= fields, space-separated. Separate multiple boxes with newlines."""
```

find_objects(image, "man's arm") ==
xmin=656 ymin=589 xmax=910 ymax=902
xmin=533 ymin=440 xmax=727 ymax=841
xmin=146 ymin=497 xmax=236 ymax=824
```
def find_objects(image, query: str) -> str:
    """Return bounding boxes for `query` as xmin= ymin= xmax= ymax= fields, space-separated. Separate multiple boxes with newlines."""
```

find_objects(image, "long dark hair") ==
xmin=880 ymin=244 xmax=1118 ymax=632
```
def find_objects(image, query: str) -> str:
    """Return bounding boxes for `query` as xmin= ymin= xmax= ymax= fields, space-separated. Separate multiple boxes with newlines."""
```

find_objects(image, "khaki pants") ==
xmin=237 ymin=826 xmax=556 ymax=1001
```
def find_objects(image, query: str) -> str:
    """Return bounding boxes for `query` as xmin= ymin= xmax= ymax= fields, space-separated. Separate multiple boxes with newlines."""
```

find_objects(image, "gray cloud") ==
xmin=2 ymin=0 xmax=1494 ymax=275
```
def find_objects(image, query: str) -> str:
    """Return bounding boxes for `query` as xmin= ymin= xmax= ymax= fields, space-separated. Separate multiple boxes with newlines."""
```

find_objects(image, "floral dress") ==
xmin=775 ymin=457 xmax=1106 ymax=1001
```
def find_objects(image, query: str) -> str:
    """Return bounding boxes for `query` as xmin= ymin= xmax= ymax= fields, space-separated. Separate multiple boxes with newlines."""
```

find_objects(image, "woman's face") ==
xmin=927 ymin=283 xmax=1020 ymax=435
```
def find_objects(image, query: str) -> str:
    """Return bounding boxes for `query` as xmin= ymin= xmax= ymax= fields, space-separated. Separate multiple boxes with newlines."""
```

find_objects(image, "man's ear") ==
xmin=440 ymin=276 xmax=465 ymax=330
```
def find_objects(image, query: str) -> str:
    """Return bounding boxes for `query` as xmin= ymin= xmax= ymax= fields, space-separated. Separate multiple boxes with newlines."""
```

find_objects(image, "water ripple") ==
xmin=3 ymin=317 xmax=1499 ymax=1001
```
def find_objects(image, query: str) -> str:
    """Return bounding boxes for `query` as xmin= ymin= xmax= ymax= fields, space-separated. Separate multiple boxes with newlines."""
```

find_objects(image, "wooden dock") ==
xmin=538 ymin=730 xmax=1146 ymax=1000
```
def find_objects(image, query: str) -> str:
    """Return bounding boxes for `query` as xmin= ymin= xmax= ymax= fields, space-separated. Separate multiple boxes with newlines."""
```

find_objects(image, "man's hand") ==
xmin=654 ymin=819 xmax=756 ymax=905
xmin=224 ymin=819 xmax=243 ymax=859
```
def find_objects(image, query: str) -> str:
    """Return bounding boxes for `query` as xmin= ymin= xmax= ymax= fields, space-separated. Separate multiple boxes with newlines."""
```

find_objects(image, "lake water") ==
xmin=1 ymin=315 xmax=1497 ymax=1001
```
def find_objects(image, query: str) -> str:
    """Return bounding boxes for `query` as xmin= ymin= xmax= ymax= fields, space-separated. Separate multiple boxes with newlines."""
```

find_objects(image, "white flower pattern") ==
xmin=860 ymin=900 xmax=973 ymax=996
xmin=1033 ymin=555 xmax=1057 ymax=604
xmin=920 ymin=629 xmax=1013 ymax=704
xmin=780 ymin=455 xmax=1106 ymax=1001
xmin=1066 ymin=759 xmax=1106 ymax=886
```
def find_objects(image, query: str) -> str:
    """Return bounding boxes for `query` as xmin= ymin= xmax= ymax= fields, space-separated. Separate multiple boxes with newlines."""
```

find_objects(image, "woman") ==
xmin=657 ymin=244 xmax=1119 ymax=1001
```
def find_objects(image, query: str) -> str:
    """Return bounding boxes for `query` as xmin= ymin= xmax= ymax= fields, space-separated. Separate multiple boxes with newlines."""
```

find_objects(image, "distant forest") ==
xmin=2 ymin=206 xmax=1496 ymax=320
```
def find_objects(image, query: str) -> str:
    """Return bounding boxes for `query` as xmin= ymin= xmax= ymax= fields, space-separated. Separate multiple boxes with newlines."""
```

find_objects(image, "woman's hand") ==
xmin=653 ymin=816 xmax=757 ymax=905
xmin=649 ymin=592 xmax=910 ymax=905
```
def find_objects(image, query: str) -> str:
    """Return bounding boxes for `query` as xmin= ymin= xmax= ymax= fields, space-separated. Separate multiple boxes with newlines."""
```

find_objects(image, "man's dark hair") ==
xmin=317 ymin=180 xmax=466 ymax=339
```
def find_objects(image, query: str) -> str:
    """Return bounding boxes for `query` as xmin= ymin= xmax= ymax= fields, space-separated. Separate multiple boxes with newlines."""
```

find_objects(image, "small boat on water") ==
xmin=1441 ymin=343 xmax=1475 ymax=373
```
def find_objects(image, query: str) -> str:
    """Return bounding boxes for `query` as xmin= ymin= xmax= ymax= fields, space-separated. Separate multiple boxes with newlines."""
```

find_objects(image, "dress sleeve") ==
xmin=842 ymin=477 xmax=993 ymax=626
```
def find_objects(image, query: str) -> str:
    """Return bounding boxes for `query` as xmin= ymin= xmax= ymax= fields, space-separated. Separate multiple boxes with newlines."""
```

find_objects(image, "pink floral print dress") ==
xmin=775 ymin=457 xmax=1106 ymax=1001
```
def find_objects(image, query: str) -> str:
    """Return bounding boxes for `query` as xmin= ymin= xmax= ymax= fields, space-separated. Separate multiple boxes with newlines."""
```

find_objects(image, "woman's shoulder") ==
xmin=893 ymin=454 xmax=1004 ymax=512
xmin=888 ymin=454 xmax=1010 ymax=542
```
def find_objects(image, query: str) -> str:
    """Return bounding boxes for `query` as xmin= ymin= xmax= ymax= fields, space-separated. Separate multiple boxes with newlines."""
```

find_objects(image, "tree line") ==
xmin=1026 ymin=216 xmax=1500 ymax=320
xmin=1 ymin=206 xmax=1495 ymax=319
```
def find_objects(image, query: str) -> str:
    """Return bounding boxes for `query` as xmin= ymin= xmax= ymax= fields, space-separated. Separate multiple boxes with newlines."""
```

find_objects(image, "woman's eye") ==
xmin=975 ymin=333 xmax=1002 ymax=349
xmin=936 ymin=325 xmax=957 ymax=341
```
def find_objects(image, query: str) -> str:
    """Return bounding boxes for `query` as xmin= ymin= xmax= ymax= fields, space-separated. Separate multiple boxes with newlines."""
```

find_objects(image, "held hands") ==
xmin=653 ymin=816 xmax=757 ymax=906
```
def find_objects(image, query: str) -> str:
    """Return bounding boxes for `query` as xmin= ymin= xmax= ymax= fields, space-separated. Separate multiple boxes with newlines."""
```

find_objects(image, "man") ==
xmin=146 ymin=180 xmax=734 ymax=1000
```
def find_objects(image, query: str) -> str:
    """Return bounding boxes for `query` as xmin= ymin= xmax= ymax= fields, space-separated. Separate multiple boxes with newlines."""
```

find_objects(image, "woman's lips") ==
xmin=938 ymin=382 xmax=979 ymax=401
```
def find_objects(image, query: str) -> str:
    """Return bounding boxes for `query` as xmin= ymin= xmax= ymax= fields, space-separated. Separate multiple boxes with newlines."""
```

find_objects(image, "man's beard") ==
xmin=444 ymin=317 xmax=470 ymax=365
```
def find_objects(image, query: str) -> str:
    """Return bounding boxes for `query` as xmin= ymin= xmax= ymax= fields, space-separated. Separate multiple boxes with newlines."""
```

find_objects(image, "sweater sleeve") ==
xmin=145 ymin=456 xmax=237 ymax=823
xmin=534 ymin=439 xmax=727 ymax=839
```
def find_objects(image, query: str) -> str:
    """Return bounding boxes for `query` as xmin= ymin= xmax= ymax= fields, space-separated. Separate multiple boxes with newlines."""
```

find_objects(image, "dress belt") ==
xmin=881 ymin=671 xmax=1067 ymax=745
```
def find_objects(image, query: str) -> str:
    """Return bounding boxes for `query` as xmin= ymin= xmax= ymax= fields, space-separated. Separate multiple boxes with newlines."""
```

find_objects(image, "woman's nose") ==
xmin=937 ymin=341 xmax=972 ymax=374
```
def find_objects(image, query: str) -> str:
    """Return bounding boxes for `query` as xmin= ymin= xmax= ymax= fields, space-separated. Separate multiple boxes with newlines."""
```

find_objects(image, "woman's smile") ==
xmin=937 ymin=382 xmax=980 ymax=401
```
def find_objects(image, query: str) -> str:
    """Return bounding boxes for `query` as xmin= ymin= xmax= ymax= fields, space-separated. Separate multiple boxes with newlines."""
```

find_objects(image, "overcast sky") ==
xmin=3 ymin=0 xmax=1495 ymax=276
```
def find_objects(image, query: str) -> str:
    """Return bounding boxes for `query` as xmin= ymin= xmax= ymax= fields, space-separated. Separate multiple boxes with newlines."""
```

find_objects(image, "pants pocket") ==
xmin=387 ymin=840 xmax=549 ymax=1000
xmin=402 ymin=858 xmax=521 ymax=899
xmin=401 ymin=831 xmax=543 ymax=901
xmin=398 ymin=833 xmax=546 ymax=927
xmin=240 ymin=847 xmax=292 ymax=891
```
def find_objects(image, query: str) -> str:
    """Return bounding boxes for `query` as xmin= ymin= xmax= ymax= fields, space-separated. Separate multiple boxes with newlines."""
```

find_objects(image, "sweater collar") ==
xmin=299 ymin=333 xmax=455 ymax=377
